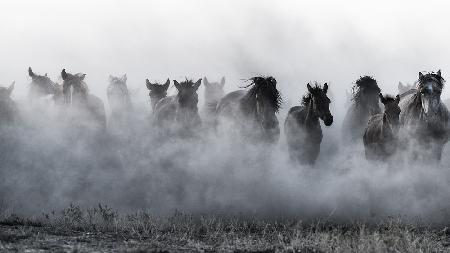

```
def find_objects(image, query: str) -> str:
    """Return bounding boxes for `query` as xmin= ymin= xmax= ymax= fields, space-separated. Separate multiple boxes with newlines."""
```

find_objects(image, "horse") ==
xmin=61 ymin=69 xmax=107 ymax=132
xmin=145 ymin=78 xmax=170 ymax=111
xmin=202 ymin=76 xmax=225 ymax=127
xmin=0 ymin=81 xmax=17 ymax=126
xmin=107 ymin=74 xmax=132 ymax=131
xmin=284 ymin=83 xmax=333 ymax=165
xmin=154 ymin=78 xmax=202 ymax=134
xmin=399 ymin=70 xmax=449 ymax=161
xmin=28 ymin=67 xmax=63 ymax=104
xmin=342 ymin=76 xmax=381 ymax=143
xmin=216 ymin=76 xmax=281 ymax=144
xmin=363 ymin=93 xmax=401 ymax=160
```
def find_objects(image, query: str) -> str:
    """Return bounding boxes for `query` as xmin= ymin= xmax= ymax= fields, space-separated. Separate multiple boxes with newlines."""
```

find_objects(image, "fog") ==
xmin=1 ymin=0 xmax=450 ymax=222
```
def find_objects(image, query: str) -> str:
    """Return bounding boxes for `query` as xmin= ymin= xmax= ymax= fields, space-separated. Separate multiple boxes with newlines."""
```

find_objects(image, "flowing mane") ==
xmin=240 ymin=76 xmax=282 ymax=115
xmin=301 ymin=82 xmax=323 ymax=106
xmin=351 ymin=76 xmax=380 ymax=106
xmin=417 ymin=72 xmax=445 ymax=89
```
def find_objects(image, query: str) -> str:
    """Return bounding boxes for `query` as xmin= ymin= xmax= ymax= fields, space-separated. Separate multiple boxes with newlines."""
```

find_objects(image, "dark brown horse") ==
xmin=399 ymin=71 xmax=449 ymax=161
xmin=342 ymin=76 xmax=381 ymax=143
xmin=284 ymin=83 xmax=333 ymax=165
xmin=363 ymin=93 xmax=401 ymax=160
xmin=61 ymin=69 xmax=106 ymax=131
xmin=145 ymin=78 xmax=170 ymax=111
xmin=216 ymin=76 xmax=281 ymax=144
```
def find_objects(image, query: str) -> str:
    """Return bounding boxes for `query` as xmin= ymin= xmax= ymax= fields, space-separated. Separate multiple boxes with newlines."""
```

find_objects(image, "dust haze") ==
xmin=1 ymin=0 xmax=450 ymax=222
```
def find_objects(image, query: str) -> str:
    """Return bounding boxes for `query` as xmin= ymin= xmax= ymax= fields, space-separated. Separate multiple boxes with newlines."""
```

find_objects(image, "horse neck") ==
xmin=305 ymin=99 xmax=319 ymax=126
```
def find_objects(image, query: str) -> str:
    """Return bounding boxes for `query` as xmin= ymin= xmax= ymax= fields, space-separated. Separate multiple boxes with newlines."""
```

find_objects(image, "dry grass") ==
xmin=0 ymin=204 xmax=449 ymax=252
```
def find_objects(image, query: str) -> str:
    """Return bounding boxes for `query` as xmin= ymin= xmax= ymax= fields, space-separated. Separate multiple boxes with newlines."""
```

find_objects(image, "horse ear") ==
xmin=80 ymin=74 xmax=86 ymax=80
xmin=379 ymin=93 xmax=385 ymax=103
xmin=61 ymin=69 xmax=68 ymax=80
xmin=109 ymin=75 xmax=114 ymax=83
xmin=419 ymin=72 xmax=424 ymax=79
xmin=437 ymin=70 xmax=442 ymax=77
xmin=145 ymin=79 xmax=153 ymax=90
xmin=395 ymin=94 xmax=400 ymax=104
xmin=398 ymin=82 xmax=403 ymax=89
xmin=122 ymin=74 xmax=127 ymax=82
xmin=307 ymin=83 xmax=313 ymax=93
xmin=220 ymin=77 xmax=225 ymax=87
xmin=28 ymin=67 xmax=35 ymax=77
xmin=174 ymin=80 xmax=181 ymax=90
xmin=203 ymin=77 xmax=209 ymax=87
xmin=7 ymin=81 xmax=14 ymax=96
xmin=194 ymin=78 xmax=202 ymax=90
xmin=163 ymin=79 xmax=170 ymax=90
xmin=323 ymin=83 xmax=328 ymax=94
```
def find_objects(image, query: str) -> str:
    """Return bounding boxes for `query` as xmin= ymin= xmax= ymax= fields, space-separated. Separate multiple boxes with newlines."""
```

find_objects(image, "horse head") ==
xmin=146 ymin=78 xmax=170 ymax=110
xmin=417 ymin=71 xmax=444 ymax=118
xmin=61 ymin=69 xmax=88 ymax=105
xmin=305 ymin=82 xmax=333 ymax=126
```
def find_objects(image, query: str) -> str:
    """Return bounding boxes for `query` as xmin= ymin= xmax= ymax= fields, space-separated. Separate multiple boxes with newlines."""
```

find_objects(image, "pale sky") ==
xmin=1 ymin=0 xmax=450 ymax=112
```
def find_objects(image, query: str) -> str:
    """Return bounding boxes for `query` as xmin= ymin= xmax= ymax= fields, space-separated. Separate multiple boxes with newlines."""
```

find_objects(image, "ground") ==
xmin=0 ymin=205 xmax=449 ymax=252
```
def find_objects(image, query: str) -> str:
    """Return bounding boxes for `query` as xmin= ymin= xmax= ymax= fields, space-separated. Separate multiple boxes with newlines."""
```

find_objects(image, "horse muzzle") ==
xmin=323 ymin=115 xmax=333 ymax=126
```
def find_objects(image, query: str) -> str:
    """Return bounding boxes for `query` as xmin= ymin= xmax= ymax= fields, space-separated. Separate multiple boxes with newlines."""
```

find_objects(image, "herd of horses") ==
xmin=0 ymin=68 xmax=448 ymax=166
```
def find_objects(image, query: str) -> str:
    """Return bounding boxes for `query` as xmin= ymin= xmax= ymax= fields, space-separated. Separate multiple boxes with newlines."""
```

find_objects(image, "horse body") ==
xmin=284 ymin=83 xmax=333 ymax=165
xmin=216 ymin=76 xmax=281 ymax=144
xmin=363 ymin=94 xmax=401 ymax=160
xmin=342 ymin=76 xmax=381 ymax=143
xmin=399 ymin=71 xmax=449 ymax=161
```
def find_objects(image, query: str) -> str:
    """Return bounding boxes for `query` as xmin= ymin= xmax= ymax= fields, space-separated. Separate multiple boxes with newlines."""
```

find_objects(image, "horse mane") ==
xmin=240 ymin=76 xmax=282 ymax=115
xmin=301 ymin=83 xmax=323 ymax=106
xmin=417 ymin=72 xmax=445 ymax=89
xmin=351 ymin=75 xmax=380 ymax=106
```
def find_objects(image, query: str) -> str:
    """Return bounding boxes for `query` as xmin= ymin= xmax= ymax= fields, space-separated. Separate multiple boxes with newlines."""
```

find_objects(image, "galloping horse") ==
xmin=342 ymin=76 xmax=381 ymax=143
xmin=202 ymin=76 xmax=225 ymax=127
xmin=28 ymin=67 xmax=63 ymax=104
xmin=363 ymin=93 xmax=401 ymax=160
xmin=107 ymin=74 xmax=132 ymax=130
xmin=154 ymin=78 xmax=202 ymax=134
xmin=216 ymin=76 xmax=281 ymax=144
xmin=284 ymin=83 xmax=333 ymax=165
xmin=61 ymin=69 xmax=106 ymax=131
xmin=145 ymin=78 xmax=170 ymax=111
xmin=399 ymin=71 xmax=449 ymax=161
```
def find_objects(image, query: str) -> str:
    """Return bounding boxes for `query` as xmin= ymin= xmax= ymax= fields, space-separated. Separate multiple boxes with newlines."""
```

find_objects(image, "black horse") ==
xmin=399 ymin=71 xmax=449 ymax=161
xmin=342 ymin=76 xmax=381 ymax=143
xmin=145 ymin=78 xmax=170 ymax=111
xmin=284 ymin=83 xmax=333 ymax=165
xmin=216 ymin=76 xmax=281 ymax=144
xmin=154 ymin=78 xmax=202 ymax=134
xmin=363 ymin=93 xmax=401 ymax=160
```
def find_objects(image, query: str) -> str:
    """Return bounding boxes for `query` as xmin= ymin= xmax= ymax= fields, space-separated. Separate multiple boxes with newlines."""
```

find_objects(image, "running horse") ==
xmin=399 ymin=70 xmax=449 ymax=161
xmin=216 ymin=76 xmax=282 ymax=144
